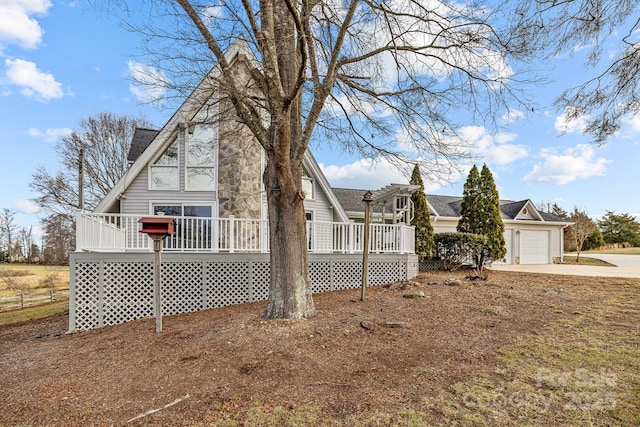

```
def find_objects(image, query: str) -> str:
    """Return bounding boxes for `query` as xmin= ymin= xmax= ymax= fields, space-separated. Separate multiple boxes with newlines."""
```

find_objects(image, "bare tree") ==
xmin=0 ymin=209 xmax=18 ymax=263
xmin=513 ymin=0 xmax=640 ymax=144
xmin=41 ymin=213 xmax=75 ymax=265
xmin=568 ymin=207 xmax=597 ymax=262
xmin=19 ymin=226 xmax=36 ymax=264
xmin=30 ymin=112 xmax=150 ymax=215
xmin=108 ymin=0 xmax=543 ymax=319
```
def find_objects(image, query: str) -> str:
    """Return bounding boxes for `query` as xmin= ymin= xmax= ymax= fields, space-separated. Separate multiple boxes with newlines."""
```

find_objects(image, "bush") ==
xmin=434 ymin=232 xmax=488 ymax=272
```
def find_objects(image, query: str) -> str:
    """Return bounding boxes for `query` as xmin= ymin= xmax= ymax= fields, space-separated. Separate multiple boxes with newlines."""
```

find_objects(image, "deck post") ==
xmin=361 ymin=191 xmax=373 ymax=301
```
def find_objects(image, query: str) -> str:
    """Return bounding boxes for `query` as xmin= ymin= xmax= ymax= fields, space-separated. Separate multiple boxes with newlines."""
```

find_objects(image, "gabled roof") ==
xmin=333 ymin=188 xmax=393 ymax=214
xmin=127 ymin=128 xmax=160 ymax=164
xmin=303 ymin=152 xmax=350 ymax=222
xmin=500 ymin=200 xmax=528 ymax=219
xmin=96 ymin=36 xmax=255 ymax=213
xmin=426 ymin=194 xmax=569 ymax=222
xmin=95 ymin=37 xmax=349 ymax=222
xmin=334 ymin=190 xmax=570 ymax=223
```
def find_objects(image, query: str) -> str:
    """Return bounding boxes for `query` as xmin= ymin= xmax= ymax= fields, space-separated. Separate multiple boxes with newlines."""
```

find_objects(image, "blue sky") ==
xmin=1 ymin=1 xmax=639 ymax=236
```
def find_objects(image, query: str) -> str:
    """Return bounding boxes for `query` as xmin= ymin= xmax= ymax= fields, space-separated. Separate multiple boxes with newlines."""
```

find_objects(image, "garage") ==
xmin=494 ymin=229 xmax=513 ymax=264
xmin=519 ymin=230 xmax=550 ymax=264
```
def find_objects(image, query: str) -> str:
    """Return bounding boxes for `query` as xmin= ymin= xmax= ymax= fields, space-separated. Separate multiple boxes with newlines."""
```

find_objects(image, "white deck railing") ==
xmin=76 ymin=212 xmax=415 ymax=254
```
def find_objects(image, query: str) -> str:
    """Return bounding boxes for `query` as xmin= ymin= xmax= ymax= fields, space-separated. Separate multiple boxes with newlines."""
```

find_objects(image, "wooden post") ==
xmin=153 ymin=237 xmax=163 ymax=333
xmin=361 ymin=191 xmax=373 ymax=301
xmin=138 ymin=215 xmax=175 ymax=333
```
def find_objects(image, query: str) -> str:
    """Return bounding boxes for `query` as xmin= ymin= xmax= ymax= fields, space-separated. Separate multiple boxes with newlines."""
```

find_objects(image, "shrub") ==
xmin=434 ymin=232 xmax=487 ymax=272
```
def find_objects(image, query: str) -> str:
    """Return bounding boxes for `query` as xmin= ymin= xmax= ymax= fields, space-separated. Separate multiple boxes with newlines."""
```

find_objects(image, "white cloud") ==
xmin=4 ymin=58 xmax=64 ymax=101
xmin=501 ymin=108 xmax=524 ymax=124
xmin=524 ymin=144 xmax=611 ymax=185
xmin=624 ymin=113 xmax=640 ymax=132
xmin=555 ymin=106 xmax=589 ymax=134
xmin=0 ymin=0 xmax=51 ymax=51
xmin=14 ymin=199 xmax=40 ymax=215
xmin=128 ymin=60 xmax=169 ymax=103
xmin=320 ymin=157 xmax=447 ymax=192
xmin=28 ymin=127 xmax=72 ymax=142
xmin=459 ymin=125 xmax=528 ymax=165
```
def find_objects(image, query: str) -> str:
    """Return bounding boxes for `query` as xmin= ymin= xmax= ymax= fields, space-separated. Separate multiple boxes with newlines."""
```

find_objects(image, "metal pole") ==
xmin=361 ymin=191 xmax=373 ymax=301
xmin=153 ymin=237 xmax=163 ymax=332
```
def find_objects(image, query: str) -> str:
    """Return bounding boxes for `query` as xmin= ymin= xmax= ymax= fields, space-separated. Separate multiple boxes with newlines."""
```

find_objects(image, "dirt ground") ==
xmin=0 ymin=270 xmax=621 ymax=425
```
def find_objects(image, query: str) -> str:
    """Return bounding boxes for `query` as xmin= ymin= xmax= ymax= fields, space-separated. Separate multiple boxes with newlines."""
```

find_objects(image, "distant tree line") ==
xmin=0 ymin=208 xmax=40 ymax=264
xmin=547 ymin=204 xmax=640 ymax=260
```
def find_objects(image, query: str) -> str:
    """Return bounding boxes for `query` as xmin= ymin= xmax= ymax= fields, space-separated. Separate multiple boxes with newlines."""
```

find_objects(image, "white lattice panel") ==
xmin=70 ymin=254 xmax=414 ymax=331
xmin=206 ymin=262 xmax=250 ymax=308
xmin=333 ymin=262 xmax=362 ymax=290
xmin=310 ymin=262 xmax=332 ymax=293
xmin=73 ymin=262 xmax=100 ymax=330
xmin=369 ymin=262 xmax=400 ymax=286
xmin=250 ymin=261 xmax=270 ymax=301
xmin=103 ymin=262 xmax=154 ymax=326
xmin=162 ymin=262 xmax=204 ymax=315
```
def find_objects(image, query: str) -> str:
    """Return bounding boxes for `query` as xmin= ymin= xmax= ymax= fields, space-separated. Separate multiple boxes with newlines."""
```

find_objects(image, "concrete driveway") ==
xmin=489 ymin=254 xmax=640 ymax=278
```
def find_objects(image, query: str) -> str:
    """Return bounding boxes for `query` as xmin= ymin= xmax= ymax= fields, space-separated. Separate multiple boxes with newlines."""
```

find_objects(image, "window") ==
xmin=302 ymin=169 xmax=313 ymax=199
xmin=152 ymin=204 xmax=214 ymax=250
xmin=153 ymin=204 xmax=213 ymax=218
xmin=150 ymin=137 xmax=178 ymax=190
xmin=187 ymin=123 xmax=217 ymax=191
xmin=306 ymin=211 xmax=313 ymax=250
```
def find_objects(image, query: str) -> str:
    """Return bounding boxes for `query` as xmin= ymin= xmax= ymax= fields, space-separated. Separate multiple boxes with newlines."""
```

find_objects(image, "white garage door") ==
xmin=520 ymin=230 xmax=550 ymax=264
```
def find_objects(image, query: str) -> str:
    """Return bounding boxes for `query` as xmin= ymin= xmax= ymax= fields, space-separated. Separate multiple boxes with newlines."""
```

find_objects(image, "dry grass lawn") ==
xmin=0 ymin=269 xmax=638 ymax=426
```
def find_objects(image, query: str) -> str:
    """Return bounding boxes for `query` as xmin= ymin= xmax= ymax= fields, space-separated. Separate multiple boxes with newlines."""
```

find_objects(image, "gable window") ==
xmin=150 ymin=137 xmax=178 ymax=190
xmin=302 ymin=169 xmax=313 ymax=199
xmin=187 ymin=122 xmax=217 ymax=191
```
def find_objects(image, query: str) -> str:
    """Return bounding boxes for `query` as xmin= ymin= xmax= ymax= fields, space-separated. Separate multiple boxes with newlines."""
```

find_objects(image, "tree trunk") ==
xmin=260 ymin=0 xmax=315 ymax=319
xmin=262 ymin=154 xmax=316 ymax=319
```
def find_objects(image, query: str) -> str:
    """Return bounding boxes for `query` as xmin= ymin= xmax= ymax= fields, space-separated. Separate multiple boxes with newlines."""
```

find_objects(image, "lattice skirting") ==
xmin=69 ymin=253 xmax=419 ymax=331
xmin=419 ymin=259 xmax=444 ymax=271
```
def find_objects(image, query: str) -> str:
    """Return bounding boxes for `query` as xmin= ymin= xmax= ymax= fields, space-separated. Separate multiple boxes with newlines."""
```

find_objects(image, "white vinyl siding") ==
xmin=498 ymin=229 xmax=513 ymax=264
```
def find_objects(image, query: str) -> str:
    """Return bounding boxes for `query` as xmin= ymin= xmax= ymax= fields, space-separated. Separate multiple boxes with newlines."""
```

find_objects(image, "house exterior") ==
xmin=334 ymin=190 xmax=570 ymax=265
xmin=69 ymin=37 xmax=417 ymax=331
xmin=427 ymin=196 xmax=570 ymax=264
xmin=69 ymin=36 xmax=568 ymax=332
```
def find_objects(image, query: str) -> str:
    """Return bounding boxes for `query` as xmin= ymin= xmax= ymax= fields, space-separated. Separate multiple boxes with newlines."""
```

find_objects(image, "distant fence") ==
xmin=0 ymin=290 xmax=69 ymax=311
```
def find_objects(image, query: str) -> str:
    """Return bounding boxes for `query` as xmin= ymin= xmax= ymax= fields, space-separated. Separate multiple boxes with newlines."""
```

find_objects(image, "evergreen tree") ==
xmin=479 ymin=164 xmax=506 ymax=261
xmin=457 ymin=165 xmax=482 ymax=234
xmin=598 ymin=211 xmax=640 ymax=246
xmin=409 ymin=165 xmax=435 ymax=261
xmin=550 ymin=203 xmax=569 ymax=219
xmin=584 ymin=228 xmax=605 ymax=251
xmin=457 ymin=164 xmax=506 ymax=272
